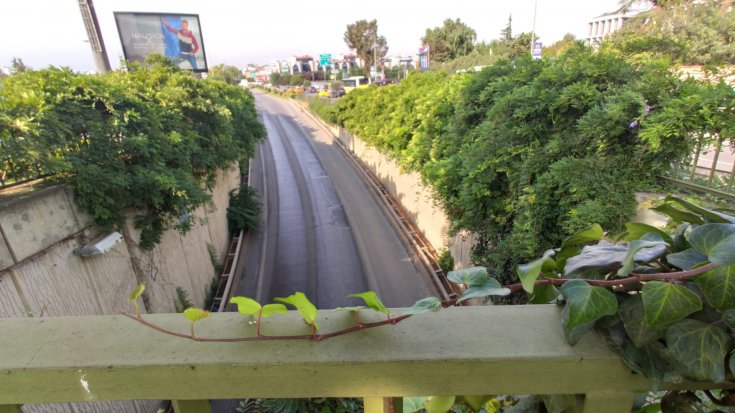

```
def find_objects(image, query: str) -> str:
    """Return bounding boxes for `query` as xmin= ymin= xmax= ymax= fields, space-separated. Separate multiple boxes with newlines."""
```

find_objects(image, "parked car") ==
xmin=309 ymin=86 xmax=317 ymax=93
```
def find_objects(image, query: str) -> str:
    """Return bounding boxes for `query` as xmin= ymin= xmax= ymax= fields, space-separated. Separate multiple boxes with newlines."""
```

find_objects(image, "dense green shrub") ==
xmin=227 ymin=186 xmax=261 ymax=234
xmin=0 ymin=59 xmax=265 ymax=249
xmin=334 ymin=46 xmax=730 ymax=283
xmin=307 ymin=97 xmax=340 ymax=125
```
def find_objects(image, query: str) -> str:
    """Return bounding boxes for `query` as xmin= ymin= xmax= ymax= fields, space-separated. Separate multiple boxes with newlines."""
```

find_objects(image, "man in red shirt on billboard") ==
xmin=161 ymin=18 xmax=200 ymax=70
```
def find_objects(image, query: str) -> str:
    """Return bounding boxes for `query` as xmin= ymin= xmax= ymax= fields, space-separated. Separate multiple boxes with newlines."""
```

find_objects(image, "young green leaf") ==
xmin=183 ymin=308 xmax=211 ymax=323
xmin=349 ymin=291 xmax=391 ymax=314
xmin=687 ymin=224 xmax=735 ymax=266
xmin=621 ymin=222 xmax=673 ymax=244
xmin=517 ymin=250 xmax=555 ymax=294
xmin=561 ymin=224 xmax=604 ymax=248
xmin=693 ymin=265 xmax=735 ymax=310
xmin=129 ymin=283 xmax=145 ymax=301
xmin=665 ymin=319 xmax=732 ymax=382
xmin=621 ymin=341 xmax=672 ymax=391
xmin=425 ymin=396 xmax=455 ymax=413
xmin=403 ymin=397 xmax=428 ymax=413
xmin=457 ymin=278 xmax=511 ymax=303
xmin=447 ymin=266 xmax=488 ymax=287
xmin=402 ymin=297 xmax=442 ymax=315
xmin=642 ymin=281 xmax=701 ymax=327
xmin=229 ymin=296 xmax=261 ymax=315
xmin=274 ymin=292 xmax=318 ymax=329
xmin=459 ymin=396 xmax=494 ymax=412
xmin=529 ymin=284 xmax=560 ymax=304
xmin=128 ymin=283 xmax=145 ymax=314
xmin=560 ymin=280 xmax=618 ymax=330
xmin=261 ymin=303 xmax=288 ymax=318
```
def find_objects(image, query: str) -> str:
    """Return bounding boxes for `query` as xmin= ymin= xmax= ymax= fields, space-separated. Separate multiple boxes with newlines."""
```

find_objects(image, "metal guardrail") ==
xmin=663 ymin=139 xmax=735 ymax=199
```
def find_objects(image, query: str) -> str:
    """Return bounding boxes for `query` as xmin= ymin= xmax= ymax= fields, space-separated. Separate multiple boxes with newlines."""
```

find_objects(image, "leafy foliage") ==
xmin=332 ymin=46 xmax=717 ymax=284
xmin=227 ymin=186 xmax=262 ymax=235
xmin=421 ymin=18 xmax=477 ymax=62
xmin=343 ymin=19 xmax=387 ymax=72
xmin=0 ymin=59 xmax=265 ymax=249
xmin=207 ymin=64 xmax=244 ymax=85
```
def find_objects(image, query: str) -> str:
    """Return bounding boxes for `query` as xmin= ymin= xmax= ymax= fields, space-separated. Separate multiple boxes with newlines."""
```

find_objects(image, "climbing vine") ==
xmin=0 ymin=59 xmax=265 ymax=249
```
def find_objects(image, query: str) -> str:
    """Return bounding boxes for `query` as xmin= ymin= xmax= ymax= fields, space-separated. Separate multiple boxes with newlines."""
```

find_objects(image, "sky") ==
xmin=1 ymin=0 xmax=622 ymax=72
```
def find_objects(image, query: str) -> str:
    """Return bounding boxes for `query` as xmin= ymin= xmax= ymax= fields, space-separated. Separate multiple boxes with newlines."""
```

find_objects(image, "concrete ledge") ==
xmin=0 ymin=305 xmax=658 ymax=404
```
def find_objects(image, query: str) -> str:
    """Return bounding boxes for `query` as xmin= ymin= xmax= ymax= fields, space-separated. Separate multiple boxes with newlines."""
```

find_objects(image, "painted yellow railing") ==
xmin=0 ymin=306 xmax=729 ymax=413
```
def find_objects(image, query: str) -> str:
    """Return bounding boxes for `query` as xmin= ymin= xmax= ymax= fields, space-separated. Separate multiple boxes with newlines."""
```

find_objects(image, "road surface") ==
xmin=229 ymin=91 xmax=436 ymax=310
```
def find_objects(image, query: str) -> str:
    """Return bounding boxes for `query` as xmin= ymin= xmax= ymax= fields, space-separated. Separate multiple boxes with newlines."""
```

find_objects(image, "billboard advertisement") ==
xmin=114 ymin=12 xmax=208 ymax=72
xmin=418 ymin=44 xmax=430 ymax=71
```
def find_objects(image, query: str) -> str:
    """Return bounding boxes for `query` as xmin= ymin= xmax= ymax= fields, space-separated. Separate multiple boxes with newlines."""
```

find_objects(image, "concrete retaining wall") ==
xmin=0 ymin=167 xmax=239 ymax=318
xmin=336 ymin=127 xmax=476 ymax=270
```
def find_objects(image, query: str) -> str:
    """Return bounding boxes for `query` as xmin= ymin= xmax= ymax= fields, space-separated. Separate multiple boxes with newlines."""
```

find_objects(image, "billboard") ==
xmin=418 ymin=44 xmax=430 ymax=71
xmin=114 ymin=12 xmax=208 ymax=72
xmin=532 ymin=42 xmax=543 ymax=60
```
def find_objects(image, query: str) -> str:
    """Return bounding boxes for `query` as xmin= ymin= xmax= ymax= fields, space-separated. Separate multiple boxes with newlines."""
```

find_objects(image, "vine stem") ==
xmin=121 ymin=312 xmax=411 ymax=342
xmin=504 ymin=262 xmax=718 ymax=292
xmin=123 ymin=263 xmax=718 ymax=343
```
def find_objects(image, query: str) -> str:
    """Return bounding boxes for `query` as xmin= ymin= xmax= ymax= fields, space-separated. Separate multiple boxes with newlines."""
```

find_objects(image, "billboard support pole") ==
xmin=530 ymin=0 xmax=538 ymax=56
xmin=79 ymin=0 xmax=111 ymax=73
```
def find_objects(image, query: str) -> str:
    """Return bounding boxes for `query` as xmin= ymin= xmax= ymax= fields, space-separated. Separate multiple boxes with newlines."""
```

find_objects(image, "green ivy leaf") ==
xmin=666 ymin=248 xmax=708 ymax=270
xmin=403 ymin=397 xmax=428 ymax=413
xmin=529 ymin=284 xmax=560 ymax=304
xmin=229 ymin=296 xmax=261 ymax=315
xmin=642 ymin=281 xmax=701 ymax=327
xmin=425 ymin=396 xmax=455 ymax=413
xmin=650 ymin=204 xmax=704 ymax=225
xmin=665 ymin=319 xmax=732 ymax=382
xmin=693 ymin=265 xmax=735 ymax=310
xmin=564 ymin=242 xmax=666 ymax=278
xmin=561 ymin=224 xmax=604 ymax=248
xmin=554 ymin=246 xmax=580 ymax=273
xmin=349 ymin=291 xmax=391 ymax=314
xmin=723 ymin=309 xmax=735 ymax=329
xmin=261 ymin=303 xmax=288 ymax=318
xmin=617 ymin=233 xmax=668 ymax=277
xmin=619 ymin=295 xmax=667 ymax=348
xmin=561 ymin=280 xmax=618 ymax=328
xmin=402 ymin=297 xmax=442 ymax=315
xmin=688 ymin=224 xmax=735 ymax=266
xmin=182 ymin=308 xmax=211 ymax=323
xmin=457 ymin=278 xmax=511 ymax=303
xmin=542 ymin=394 xmax=576 ymax=413
xmin=459 ymin=396 xmax=493 ymax=412
xmin=621 ymin=341 xmax=672 ymax=391
xmin=665 ymin=196 xmax=735 ymax=224
xmin=447 ymin=266 xmax=488 ymax=287
xmin=622 ymin=222 xmax=673 ymax=244
xmin=517 ymin=250 xmax=555 ymax=294
xmin=275 ymin=292 xmax=318 ymax=330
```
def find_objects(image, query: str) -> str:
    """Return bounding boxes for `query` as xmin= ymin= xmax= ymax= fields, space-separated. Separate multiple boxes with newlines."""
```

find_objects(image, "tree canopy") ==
xmin=606 ymin=0 xmax=735 ymax=64
xmin=208 ymin=64 xmax=244 ymax=85
xmin=421 ymin=18 xmax=477 ymax=62
xmin=343 ymin=19 xmax=388 ymax=74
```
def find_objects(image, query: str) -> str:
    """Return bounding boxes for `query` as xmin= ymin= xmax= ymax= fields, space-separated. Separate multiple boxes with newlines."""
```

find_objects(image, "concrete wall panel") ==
xmin=77 ymin=241 xmax=139 ymax=315
xmin=0 ymin=272 xmax=26 ymax=318
xmin=13 ymin=238 xmax=102 ymax=316
xmin=0 ymin=186 xmax=82 ymax=262
xmin=0 ymin=235 xmax=15 ymax=271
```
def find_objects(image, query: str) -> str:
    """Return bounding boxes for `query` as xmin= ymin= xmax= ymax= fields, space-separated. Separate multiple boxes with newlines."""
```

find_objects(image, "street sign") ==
xmin=532 ymin=42 xmax=543 ymax=59
xmin=319 ymin=54 xmax=332 ymax=66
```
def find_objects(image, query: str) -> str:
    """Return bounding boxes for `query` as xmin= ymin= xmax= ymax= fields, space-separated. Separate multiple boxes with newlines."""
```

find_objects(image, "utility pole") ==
xmin=79 ymin=0 xmax=111 ymax=73
xmin=530 ymin=0 xmax=539 ymax=56
xmin=372 ymin=29 xmax=377 ymax=84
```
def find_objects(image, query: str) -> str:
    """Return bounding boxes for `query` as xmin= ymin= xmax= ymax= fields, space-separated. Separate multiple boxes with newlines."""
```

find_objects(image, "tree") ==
xmin=344 ymin=19 xmax=388 ymax=80
xmin=208 ymin=64 xmax=243 ymax=85
xmin=606 ymin=0 xmax=735 ymax=64
xmin=10 ymin=57 xmax=30 ymax=74
xmin=500 ymin=15 xmax=512 ymax=40
xmin=421 ymin=18 xmax=477 ymax=62
xmin=542 ymin=33 xmax=579 ymax=58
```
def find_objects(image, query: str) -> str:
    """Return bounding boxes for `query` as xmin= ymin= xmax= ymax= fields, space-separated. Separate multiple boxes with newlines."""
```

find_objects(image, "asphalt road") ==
xmin=229 ymin=91 xmax=436 ymax=310
xmin=214 ymin=91 xmax=436 ymax=412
